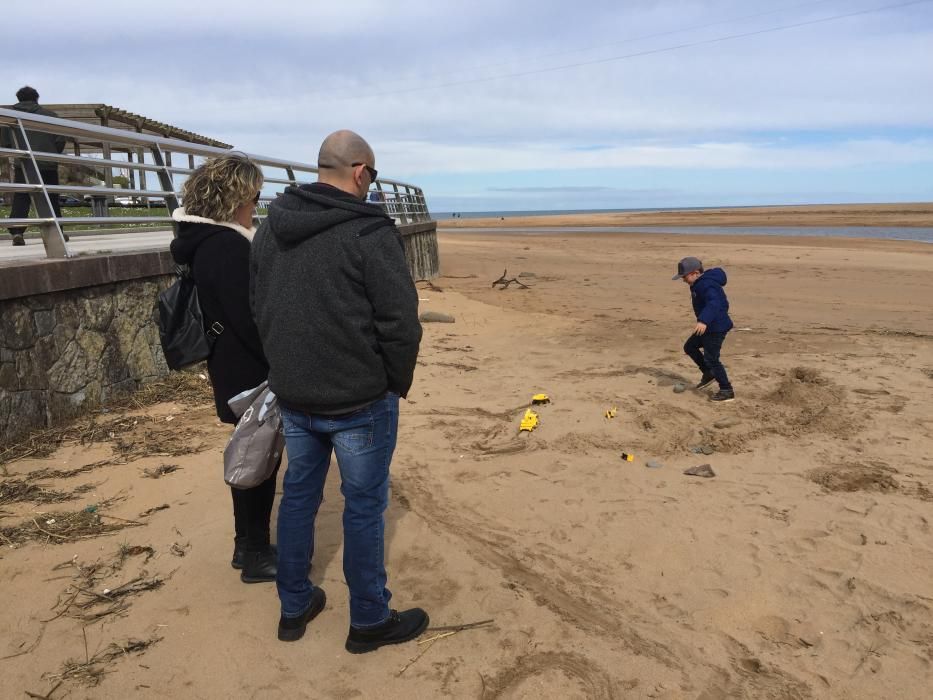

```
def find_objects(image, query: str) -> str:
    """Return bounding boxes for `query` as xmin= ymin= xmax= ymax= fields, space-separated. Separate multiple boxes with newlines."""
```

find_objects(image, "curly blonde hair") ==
xmin=180 ymin=153 xmax=263 ymax=223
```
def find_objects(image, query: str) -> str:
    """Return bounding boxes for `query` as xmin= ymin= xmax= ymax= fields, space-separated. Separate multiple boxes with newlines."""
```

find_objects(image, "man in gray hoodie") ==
xmin=1 ymin=86 xmax=66 ymax=246
xmin=251 ymin=130 xmax=427 ymax=652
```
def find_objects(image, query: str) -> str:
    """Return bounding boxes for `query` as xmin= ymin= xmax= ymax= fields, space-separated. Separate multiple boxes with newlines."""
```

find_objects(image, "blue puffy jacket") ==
xmin=690 ymin=268 xmax=733 ymax=333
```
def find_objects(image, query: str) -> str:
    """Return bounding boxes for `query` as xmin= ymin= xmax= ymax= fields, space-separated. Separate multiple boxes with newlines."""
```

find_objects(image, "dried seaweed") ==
xmin=141 ymin=464 xmax=181 ymax=479
xmin=0 ymin=479 xmax=73 ymax=506
xmin=0 ymin=370 xmax=212 ymax=471
xmin=44 ymin=636 xmax=162 ymax=686
xmin=0 ymin=499 xmax=139 ymax=546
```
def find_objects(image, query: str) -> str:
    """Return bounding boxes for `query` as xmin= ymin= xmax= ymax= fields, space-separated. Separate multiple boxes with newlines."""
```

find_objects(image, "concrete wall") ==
xmin=0 ymin=221 xmax=438 ymax=446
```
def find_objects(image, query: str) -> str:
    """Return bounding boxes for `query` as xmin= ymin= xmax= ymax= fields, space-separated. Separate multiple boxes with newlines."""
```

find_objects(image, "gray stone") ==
xmin=0 ymin=303 xmax=37 ymax=350
xmin=646 ymin=460 xmax=663 ymax=469
xmin=684 ymin=464 xmax=716 ymax=478
xmin=419 ymin=311 xmax=456 ymax=323
xmin=701 ymin=445 xmax=715 ymax=455
xmin=673 ymin=383 xmax=686 ymax=393
xmin=34 ymin=309 xmax=55 ymax=336
xmin=714 ymin=417 xmax=740 ymax=429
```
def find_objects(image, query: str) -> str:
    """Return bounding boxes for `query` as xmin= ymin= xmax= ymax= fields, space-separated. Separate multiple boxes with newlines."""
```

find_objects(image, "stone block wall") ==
xmin=0 ymin=221 xmax=436 ymax=446
xmin=0 ymin=275 xmax=173 ymax=444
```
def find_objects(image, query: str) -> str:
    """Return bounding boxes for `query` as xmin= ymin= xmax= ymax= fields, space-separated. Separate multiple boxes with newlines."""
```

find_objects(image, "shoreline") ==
xmin=437 ymin=202 xmax=933 ymax=228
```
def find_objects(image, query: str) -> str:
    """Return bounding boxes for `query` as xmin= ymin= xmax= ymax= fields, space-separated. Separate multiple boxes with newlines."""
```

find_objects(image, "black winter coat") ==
xmin=0 ymin=101 xmax=66 ymax=167
xmin=250 ymin=183 xmax=421 ymax=413
xmin=169 ymin=211 xmax=268 ymax=424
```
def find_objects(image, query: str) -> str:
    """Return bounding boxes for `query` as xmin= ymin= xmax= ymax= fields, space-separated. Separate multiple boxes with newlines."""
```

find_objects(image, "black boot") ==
xmin=241 ymin=547 xmax=277 ymax=583
xmin=278 ymin=587 xmax=327 ymax=642
xmin=345 ymin=608 xmax=429 ymax=654
xmin=231 ymin=538 xmax=247 ymax=570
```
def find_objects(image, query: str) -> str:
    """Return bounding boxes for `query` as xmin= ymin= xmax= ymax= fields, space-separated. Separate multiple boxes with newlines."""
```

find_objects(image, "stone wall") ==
xmin=0 ymin=275 xmax=172 ymax=444
xmin=0 ymin=220 xmax=437 ymax=446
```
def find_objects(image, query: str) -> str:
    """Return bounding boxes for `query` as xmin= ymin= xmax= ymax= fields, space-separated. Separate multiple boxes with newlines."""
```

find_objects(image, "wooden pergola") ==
xmin=29 ymin=104 xmax=231 ymax=192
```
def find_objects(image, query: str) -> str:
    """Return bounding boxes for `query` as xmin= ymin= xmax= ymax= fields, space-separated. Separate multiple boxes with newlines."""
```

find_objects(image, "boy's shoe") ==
xmin=696 ymin=372 xmax=716 ymax=389
xmin=12 ymin=234 xmax=25 ymax=246
xmin=345 ymin=608 xmax=430 ymax=654
xmin=63 ymin=233 xmax=70 ymax=242
xmin=277 ymin=587 xmax=327 ymax=642
xmin=709 ymin=389 xmax=735 ymax=402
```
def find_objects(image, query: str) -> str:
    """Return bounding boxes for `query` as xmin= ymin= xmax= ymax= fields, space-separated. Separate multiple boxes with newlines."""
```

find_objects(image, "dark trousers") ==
xmin=231 ymin=461 xmax=280 ymax=552
xmin=9 ymin=166 xmax=61 ymax=237
xmin=684 ymin=331 xmax=732 ymax=390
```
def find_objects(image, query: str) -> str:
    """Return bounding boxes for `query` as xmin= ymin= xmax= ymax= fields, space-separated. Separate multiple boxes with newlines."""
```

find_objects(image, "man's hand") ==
xmin=694 ymin=321 xmax=707 ymax=336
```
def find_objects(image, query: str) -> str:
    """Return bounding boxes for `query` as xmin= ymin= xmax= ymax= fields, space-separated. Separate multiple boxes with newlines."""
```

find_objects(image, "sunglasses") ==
xmin=352 ymin=162 xmax=378 ymax=182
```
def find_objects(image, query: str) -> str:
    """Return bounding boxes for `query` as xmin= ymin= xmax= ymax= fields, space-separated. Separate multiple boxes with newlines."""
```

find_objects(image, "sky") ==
xmin=3 ymin=0 xmax=933 ymax=212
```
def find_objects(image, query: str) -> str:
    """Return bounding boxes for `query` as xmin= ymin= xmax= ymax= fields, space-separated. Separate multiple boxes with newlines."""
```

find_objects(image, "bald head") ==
xmin=318 ymin=130 xmax=373 ymax=168
xmin=316 ymin=130 xmax=377 ymax=199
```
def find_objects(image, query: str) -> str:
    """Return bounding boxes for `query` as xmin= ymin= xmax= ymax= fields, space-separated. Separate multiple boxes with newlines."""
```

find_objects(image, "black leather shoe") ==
xmin=240 ymin=548 xmax=277 ymax=583
xmin=345 ymin=608 xmax=429 ymax=654
xmin=696 ymin=372 xmax=715 ymax=389
xmin=12 ymin=234 xmax=25 ymax=246
xmin=278 ymin=587 xmax=327 ymax=642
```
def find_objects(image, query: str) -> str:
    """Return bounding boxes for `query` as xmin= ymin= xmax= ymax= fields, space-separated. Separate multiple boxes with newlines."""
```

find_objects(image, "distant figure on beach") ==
xmin=251 ymin=129 xmax=427 ymax=651
xmin=169 ymin=154 xmax=280 ymax=583
xmin=1 ymin=86 xmax=67 ymax=246
xmin=673 ymin=256 xmax=735 ymax=402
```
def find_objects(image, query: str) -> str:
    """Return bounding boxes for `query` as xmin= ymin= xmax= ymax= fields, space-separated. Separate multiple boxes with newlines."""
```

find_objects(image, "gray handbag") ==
xmin=224 ymin=380 xmax=285 ymax=489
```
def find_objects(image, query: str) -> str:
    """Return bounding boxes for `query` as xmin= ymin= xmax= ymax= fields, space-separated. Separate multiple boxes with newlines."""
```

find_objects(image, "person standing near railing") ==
xmin=251 ymin=129 xmax=428 ymax=652
xmin=169 ymin=154 xmax=279 ymax=583
xmin=0 ymin=86 xmax=67 ymax=246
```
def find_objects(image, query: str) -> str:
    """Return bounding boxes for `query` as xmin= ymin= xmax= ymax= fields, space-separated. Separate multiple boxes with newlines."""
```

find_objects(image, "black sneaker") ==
xmin=63 ymin=233 xmax=70 ymax=242
xmin=345 ymin=608 xmax=430 ymax=654
xmin=12 ymin=234 xmax=25 ymax=246
xmin=240 ymin=547 xmax=277 ymax=583
xmin=709 ymin=389 xmax=735 ymax=402
xmin=277 ymin=587 xmax=327 ymax=642
xmin=696 ymin=372 xmax=715 ymax=389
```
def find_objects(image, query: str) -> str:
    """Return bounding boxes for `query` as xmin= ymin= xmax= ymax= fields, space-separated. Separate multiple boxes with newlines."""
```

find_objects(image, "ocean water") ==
xmin=437 ymin=224 xmax=933 ymax=243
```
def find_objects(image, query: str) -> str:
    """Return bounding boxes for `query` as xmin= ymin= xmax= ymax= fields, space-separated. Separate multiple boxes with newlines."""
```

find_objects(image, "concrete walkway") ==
xmin=0 ymin=230 xmax=173 ymax=264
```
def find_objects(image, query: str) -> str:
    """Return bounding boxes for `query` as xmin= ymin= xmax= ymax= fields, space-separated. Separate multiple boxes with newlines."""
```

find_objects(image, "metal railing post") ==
xmin=392 ymin=183 xmax=409 ymax=225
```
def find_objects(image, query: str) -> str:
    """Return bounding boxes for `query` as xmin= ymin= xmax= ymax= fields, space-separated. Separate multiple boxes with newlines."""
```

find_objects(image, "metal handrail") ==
xmin=1 ymin=106 xmax=432 ymax=258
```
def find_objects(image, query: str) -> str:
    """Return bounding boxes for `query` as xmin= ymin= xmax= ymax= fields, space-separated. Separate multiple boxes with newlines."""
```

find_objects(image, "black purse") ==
xmin=157 ymin=265 xmax=224 ymax=370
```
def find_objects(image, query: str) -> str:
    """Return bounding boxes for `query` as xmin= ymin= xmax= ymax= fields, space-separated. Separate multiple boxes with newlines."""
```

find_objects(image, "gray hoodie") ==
xmin=250 ymin=183 xmax=422 ymax=414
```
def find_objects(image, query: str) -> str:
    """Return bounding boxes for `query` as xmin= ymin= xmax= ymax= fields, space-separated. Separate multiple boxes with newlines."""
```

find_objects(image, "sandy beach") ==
xmin=2 ymin=228 xmax=933 ymax=699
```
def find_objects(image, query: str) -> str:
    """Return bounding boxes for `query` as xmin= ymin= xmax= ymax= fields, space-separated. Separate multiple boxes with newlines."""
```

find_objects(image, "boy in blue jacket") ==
xmin=673 ymin=257 xmax=735 ymax=402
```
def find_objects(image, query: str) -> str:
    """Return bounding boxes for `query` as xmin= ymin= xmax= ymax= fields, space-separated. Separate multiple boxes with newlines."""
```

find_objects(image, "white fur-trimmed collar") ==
xmin=172 ymin=207 xmax=255 ymax=240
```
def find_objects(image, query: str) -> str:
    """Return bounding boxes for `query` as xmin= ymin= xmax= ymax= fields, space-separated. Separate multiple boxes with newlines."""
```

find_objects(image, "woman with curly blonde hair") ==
xmin=170 ymin=153 xmax=278 ymax=583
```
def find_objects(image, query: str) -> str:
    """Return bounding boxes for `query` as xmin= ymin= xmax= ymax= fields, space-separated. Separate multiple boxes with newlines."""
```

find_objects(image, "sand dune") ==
xmin=2 ymin=231 xmax=932 ymax=699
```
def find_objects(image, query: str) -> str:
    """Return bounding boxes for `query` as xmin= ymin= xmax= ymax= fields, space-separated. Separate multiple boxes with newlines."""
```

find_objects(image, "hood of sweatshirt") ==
xmin=266 ymin=183 xmax=390 ymax=246
xmin=169 ymin=207 xmax=255 ymax=265
xmin=696 ymin=267 xmax=727 ymax=288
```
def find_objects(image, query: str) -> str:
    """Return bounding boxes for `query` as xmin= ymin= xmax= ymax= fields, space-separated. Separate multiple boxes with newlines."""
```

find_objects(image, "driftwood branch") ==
xmin=491 ymin=269 xmax=529 ymax=290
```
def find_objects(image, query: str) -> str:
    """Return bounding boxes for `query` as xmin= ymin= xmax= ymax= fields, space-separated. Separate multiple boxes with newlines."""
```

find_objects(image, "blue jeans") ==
xmin=684 ymin=331 xmax=732 ymax=391
xmin=277 ymin=393 xmax=399 ymax=628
